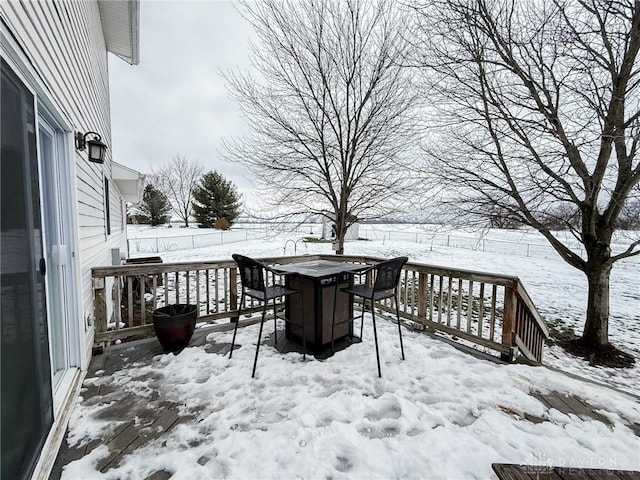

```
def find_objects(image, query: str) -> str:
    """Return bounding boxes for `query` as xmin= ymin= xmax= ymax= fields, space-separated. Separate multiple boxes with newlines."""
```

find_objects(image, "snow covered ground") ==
xmin=58 ymin=225 xmax=639 ymax=479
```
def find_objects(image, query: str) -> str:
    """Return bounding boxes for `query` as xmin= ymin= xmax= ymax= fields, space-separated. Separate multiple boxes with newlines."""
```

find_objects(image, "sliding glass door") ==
xmin=1 ymin=58 xmax=53 ymax=480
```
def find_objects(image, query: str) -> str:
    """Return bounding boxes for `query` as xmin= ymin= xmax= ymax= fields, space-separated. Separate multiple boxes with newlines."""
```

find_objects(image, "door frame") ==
xmin=36 ymin=114 xmax=82 ymax=412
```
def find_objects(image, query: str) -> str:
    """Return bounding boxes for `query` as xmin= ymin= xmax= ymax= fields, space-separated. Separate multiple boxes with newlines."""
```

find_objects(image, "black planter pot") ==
xmin=152 ymin=304 xmax=197 ymax=351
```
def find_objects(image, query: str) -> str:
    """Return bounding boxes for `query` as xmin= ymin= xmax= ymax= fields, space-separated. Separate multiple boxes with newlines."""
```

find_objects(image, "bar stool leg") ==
xmin=252 ymin=302 xmax=268 ymax=378
xmin=370 ymin=301 xmax=382 ymax=378
xmin=359 ymin=300 xmax=366 ymax=341
xmin=395 ymin=294 xmax=405 ymax=360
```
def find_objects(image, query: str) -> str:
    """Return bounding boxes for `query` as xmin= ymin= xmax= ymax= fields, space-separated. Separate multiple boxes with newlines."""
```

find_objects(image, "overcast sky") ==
xmin=108 ymin=1 xmax=259 ymax=205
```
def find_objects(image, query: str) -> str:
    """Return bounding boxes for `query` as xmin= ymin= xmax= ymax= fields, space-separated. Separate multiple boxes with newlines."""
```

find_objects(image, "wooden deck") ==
xmin=50 ymin=321 xmax=639 ymax=480
xmin=493 ymin=463 xmax=640 ymax=479
xmin=49 ymin=321 xmax=357 ymax=479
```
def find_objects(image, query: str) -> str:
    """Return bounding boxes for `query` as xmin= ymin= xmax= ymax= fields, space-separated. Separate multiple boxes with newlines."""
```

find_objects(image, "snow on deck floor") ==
xmin=60 ymin=316 xmax=640 ymax=480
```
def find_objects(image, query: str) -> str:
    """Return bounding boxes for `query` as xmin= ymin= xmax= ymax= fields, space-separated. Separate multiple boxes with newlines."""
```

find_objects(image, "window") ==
xmin=104 ymin=177 xmax=111 ymax=235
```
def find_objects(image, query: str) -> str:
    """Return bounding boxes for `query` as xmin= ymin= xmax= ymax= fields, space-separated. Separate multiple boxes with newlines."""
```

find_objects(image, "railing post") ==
xmin=418 ymin=272 xmax=427 ymax=321
xmin=502 ymin=282 xmax=517 ymax=361
xmin=93 ymin=276 xmax=108 ymax=353
xmin=230 ymin=267 xmax=238 ymax=322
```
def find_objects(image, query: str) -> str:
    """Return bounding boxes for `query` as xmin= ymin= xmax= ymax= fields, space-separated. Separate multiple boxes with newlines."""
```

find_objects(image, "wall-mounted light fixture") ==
xmin=75 ymin=131 xmax=106 ymax=164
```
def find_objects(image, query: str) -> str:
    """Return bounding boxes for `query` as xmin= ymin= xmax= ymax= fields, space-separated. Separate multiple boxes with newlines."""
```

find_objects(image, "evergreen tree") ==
xmin=192 ymin=171 xmax=242 ymax=228
xmin=135 ymin=184 xmax=172 ymax=226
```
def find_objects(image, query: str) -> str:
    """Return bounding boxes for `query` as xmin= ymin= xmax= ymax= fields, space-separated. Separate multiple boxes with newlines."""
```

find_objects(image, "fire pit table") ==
xmin=276 ymin=260 xmax=367 ymax=352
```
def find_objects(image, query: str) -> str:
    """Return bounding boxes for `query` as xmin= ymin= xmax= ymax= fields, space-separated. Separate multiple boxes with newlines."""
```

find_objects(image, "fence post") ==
xmin=447 ymin=235 xmax=450 ymax=247
xmin=156 ymin=237 xmax=159 ymax=253
xmin=192 ymin=236 xmax=195 ymax=249
xmin=501 ymin=283 xmax=518 ymax=362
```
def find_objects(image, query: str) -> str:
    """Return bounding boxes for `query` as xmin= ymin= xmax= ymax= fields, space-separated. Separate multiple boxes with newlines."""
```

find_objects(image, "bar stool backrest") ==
xmin=373 ymin=256 xmax=409 ymax=292
xmin=232 ymin=254 xmax=266 ymax=293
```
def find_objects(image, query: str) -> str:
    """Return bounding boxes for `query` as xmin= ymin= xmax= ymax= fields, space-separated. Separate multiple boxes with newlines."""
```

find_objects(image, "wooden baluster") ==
xmin=186 ymin=271 xmax=191 ymax=304
xmin=409 ymin=270 xmax=415 ymax=314
xmin=196 ymin=269 xmax=201 ymax=316
xmin=456 ymin=278 xmax=462 ymax=329
xmin=140 ymin=275 xmax=146 ymax=325
xmin=164 ymin=272 xmax=169 ymax=306
xmin=224 ymin=268 xmax=229 ymax=311
xmin=206 ymin=269 xmax=210 ymax=315
xmin=437 ymin=275 xmax=444 ymax=324
xmin=446 ymin=277 xmax=452 ymax=327
xmin=489 ymin=285 xmax=497 ymax=342
xmin=502 ymin=284 xmax=517 ymax=361
xmin=429 ymin=274 xmax=435 ymax=322
xmin=467 ymin=280 xmax=474 ymax=334
xmin=175 ymin=272 xmax=179 ymax=305
xmin=478 ymin=283 xmax=485 ymax=338
xmin=230 ymin=267 xmax=238 ymax=316
xmin=152 ymin=274 xmax=158 ymax=312
xmin=127 ymin=276 xmax=134 ymax=326
xmin=214 ymin=268 xmax=219 ymax=312
xmin=114 ymin=276 xmax=122 ymax=330
xmin=418 ymin=272 xmax=427 ymax=321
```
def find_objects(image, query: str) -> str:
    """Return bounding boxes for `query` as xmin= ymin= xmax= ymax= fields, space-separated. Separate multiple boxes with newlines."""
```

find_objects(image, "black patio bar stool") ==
xmin=230 ymin=254 xmax=306 ymax=377
xmin=332 ymin=256 xmax=408 ymax=377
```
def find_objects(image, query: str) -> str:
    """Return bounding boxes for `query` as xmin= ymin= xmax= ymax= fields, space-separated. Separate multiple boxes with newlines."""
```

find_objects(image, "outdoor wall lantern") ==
xmin=75 ymin=131 xmax=106 ymax=164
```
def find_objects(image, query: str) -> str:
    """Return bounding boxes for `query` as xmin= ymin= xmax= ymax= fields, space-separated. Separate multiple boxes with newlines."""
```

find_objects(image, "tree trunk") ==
xmin=581 ymin=263 xmax=612 ymax=349
xmin=334 ymin=232 xmax=345 ymax=255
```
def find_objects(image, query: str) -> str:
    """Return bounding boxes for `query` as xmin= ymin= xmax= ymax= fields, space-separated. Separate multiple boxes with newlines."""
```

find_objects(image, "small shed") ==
xmin=322 ymin=221 xmax=359 ymax=241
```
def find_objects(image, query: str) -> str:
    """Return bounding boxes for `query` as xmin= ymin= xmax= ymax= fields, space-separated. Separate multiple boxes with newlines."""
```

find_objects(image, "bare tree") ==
xmin=224 ymin=0 xmax=418 ymax=254
xmin=410 ymin=0 xmax=640 ymax=355
xmin=155 ymin=155 xmax=204 ymax=227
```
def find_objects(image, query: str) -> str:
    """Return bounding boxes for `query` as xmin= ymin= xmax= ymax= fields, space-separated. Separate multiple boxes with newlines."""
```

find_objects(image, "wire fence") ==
xmin=127 ymin=223 xmax=318 ymax=254
xmin=357 ymin=227 xmax=585 ymax=260
xmin=127 ymin=229 xmax=255 ymax=254
xmin=127 ymin=222 xmax=589 ymax=261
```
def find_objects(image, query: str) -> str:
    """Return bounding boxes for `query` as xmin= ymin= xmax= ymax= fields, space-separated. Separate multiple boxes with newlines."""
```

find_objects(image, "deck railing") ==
xmin=92 ymin=254 xmax=549 ymax=363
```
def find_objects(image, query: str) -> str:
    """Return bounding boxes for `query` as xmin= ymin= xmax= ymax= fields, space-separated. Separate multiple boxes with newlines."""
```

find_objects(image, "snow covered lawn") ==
xmin=62 ymin=316 xmax=639 ymax=479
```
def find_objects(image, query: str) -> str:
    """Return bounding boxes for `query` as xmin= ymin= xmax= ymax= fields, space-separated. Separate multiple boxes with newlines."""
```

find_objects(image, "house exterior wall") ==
xmin=1 ymin=1 xmax=140 ymax=478
xmin=1 ymin=1 xmax=130 ymax=365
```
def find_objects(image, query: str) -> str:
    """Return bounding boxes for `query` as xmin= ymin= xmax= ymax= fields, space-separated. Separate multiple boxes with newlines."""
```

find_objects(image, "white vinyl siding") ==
xmin=1 ymin=1 xmax=131 ymax=353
